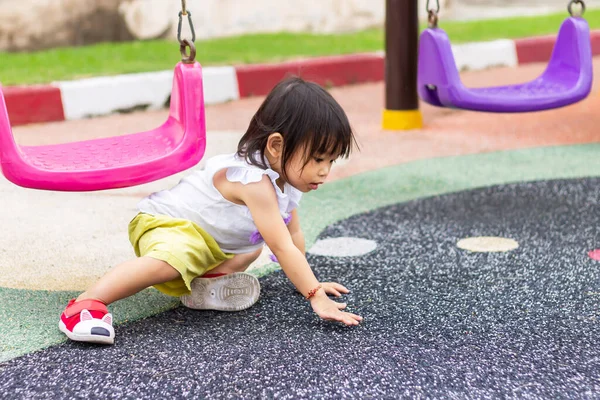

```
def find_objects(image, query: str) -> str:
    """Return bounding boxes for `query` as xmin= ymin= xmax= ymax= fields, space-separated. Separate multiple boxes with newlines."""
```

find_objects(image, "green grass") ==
xmin=1 ymin=9 xmax=599 ymax=85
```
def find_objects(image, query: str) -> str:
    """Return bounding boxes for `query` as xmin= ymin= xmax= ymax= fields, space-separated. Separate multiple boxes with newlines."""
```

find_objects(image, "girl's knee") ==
xmin=232 ymin=248 xmax=262 ymax=267
xmin=141 ymin=257 xmax=181 ymax=280
xmin=247 ymin=248 xmax=263 ymax=263
xmin=217 ymin=248 xmax=263 ymax=273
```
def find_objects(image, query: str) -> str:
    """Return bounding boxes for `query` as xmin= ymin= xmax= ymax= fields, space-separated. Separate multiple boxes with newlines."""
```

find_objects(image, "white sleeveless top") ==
xmin=136 ymin=153 xmax=303 ymax=254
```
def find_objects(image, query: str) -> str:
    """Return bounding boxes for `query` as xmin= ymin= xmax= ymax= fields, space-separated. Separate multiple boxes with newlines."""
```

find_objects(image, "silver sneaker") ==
xmin=180 ymin=272 xmax=261 ymax=311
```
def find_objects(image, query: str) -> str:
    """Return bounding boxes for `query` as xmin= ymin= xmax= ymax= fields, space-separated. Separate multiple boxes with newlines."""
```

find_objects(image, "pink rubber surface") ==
xmin=588 ymin=249 xmax=600 ymax=261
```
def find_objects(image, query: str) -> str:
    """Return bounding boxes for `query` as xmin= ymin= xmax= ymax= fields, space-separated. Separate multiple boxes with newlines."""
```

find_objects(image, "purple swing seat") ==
xmin=0 ymin=62 xmax=206 ymax=191
xmin=418 ymin=17 xmax=593 ymax=112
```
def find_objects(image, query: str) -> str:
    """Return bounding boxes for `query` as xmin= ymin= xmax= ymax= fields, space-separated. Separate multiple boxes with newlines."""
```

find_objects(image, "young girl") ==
xmin=59 ymin=77 xmax=363 ymax=345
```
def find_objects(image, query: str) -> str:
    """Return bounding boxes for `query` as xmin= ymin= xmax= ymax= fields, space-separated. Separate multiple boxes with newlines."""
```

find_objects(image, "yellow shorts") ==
xmin=128 ymin=213 xmax=233 ymax=297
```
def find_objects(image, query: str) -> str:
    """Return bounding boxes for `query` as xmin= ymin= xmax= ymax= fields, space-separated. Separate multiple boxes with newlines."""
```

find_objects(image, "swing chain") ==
xmin=177 ymin=0 xmax=197 ymax=63
xmin=426 ymin=0 xmax=440 ymax=28
xmin=568 ymin=0 xmax=586 ymax=17
xmin=181 ymin=0 xmax=187 ymax=15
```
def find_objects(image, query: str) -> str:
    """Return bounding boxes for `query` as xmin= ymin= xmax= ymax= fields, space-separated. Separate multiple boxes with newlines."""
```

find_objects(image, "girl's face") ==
xmin=283 ymin=150 xmax=338 ymax=193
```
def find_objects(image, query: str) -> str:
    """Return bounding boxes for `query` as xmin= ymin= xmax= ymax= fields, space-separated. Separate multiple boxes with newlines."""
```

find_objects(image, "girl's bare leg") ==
xmin=207 ymin=248 xmax=263 ymax=275
xmin=77 ymin=256 xmax=180 ymax=305
xmin=76 ymin=249 xmax=262 ymax=305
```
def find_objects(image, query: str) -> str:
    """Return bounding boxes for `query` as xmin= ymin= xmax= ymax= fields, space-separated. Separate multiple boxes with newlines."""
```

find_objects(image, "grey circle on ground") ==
xmin=308 ymin=237 xmax=377 ymax=257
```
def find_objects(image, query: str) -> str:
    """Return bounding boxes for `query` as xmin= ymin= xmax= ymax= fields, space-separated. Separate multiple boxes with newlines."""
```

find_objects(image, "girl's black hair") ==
xmin=237 ymin=76 xmax=357 ymax=180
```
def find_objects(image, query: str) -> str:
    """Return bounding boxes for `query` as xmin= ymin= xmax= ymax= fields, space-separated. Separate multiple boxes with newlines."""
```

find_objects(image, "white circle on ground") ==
xmin=308 ymin=237 xmax=377 ymax=257
xmin=457 ymin=236 xmax=519 ymax=253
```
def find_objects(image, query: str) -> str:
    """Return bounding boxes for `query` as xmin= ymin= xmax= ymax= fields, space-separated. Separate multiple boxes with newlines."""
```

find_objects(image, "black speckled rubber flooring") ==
xmin=1 ymin=178 xmax=599 ymax=399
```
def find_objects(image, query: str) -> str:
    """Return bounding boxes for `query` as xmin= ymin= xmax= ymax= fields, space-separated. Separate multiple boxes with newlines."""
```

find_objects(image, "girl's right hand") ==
xmin=309 ymin=293 xmax=363 ymax=326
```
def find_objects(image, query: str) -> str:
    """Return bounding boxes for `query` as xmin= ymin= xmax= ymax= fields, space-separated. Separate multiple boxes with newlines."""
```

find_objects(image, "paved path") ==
xmin=1 ymin=59 xmax=600 ymax=397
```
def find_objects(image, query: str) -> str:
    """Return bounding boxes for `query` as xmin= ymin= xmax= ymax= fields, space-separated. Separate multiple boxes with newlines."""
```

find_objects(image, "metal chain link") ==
xmin=568 ymin=0 xmax=586 ymax=17
xmin=426 ymin=0 xmax=440 ymax=28
xmin=177 ymin=0 xmax=196 ymax=63
xmin=177 ymin=11 xmax=196 ymax=43
xmin=180 ymin=39 xmax=196 ymax=64
xmin=426 ymin=0 xmax=440 ymax=14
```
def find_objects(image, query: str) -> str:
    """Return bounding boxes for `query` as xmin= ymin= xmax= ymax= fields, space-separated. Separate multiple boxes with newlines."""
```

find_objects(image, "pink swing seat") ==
xmin=0 ymin=62 xmax=206 ymax=191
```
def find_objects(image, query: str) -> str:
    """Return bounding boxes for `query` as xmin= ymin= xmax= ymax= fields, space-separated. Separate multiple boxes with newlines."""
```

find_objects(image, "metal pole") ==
xmin=382 ymin=0 xmax=423 ymax=130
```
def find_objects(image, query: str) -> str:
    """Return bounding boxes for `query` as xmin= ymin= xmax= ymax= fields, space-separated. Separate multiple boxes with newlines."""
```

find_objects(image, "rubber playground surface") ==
xmin=1 ymin=59 xmax=600 ymax=398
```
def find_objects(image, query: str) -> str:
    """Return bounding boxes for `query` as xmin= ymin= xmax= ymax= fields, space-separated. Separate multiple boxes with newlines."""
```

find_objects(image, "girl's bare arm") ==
xmin=287 ymin=209 xmax=305 ymax=255
xmin=236 ymin=177 xmax=362 ymax=326
xmin=287 ymin=209 xmax=350 ymax=298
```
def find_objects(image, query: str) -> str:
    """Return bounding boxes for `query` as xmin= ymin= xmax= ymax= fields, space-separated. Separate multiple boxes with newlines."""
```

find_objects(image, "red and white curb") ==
xmin=3 ymin=30 xmax=600 ymax=127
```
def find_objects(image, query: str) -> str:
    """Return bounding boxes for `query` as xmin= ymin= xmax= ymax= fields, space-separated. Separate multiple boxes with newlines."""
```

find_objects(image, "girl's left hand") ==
xmin=321 ymin=282 xmax=350 ymax=297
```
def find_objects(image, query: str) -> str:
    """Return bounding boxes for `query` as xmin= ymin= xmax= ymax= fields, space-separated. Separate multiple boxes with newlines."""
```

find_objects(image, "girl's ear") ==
xmin=266 ymin=133 xmax=284 ymax=158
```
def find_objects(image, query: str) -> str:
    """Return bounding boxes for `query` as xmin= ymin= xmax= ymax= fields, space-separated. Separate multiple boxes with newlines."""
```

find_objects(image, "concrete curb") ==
xmin=3 ymin=30 xmax=600 ymax=127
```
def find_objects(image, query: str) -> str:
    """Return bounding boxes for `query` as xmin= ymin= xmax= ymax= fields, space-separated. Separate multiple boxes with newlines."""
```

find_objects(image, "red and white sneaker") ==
xmin=59 ymin=299 xmax=115 ymax=345
xmin=180 ymin=272 xmax=261 ymax=311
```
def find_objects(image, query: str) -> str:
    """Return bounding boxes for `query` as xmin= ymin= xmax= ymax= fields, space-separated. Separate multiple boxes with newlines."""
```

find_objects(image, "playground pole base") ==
xmin=382 ymin=109 xmax=423 ymax=130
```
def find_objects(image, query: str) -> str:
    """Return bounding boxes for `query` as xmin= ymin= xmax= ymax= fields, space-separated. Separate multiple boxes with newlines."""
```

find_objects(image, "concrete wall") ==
xmin=121 ymin=0 xmax=387 ymax=40
xmin=0 ymin=0 xmax=133 ymax=51
xmin=0 ymin=0 xmax=398 ymax=51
